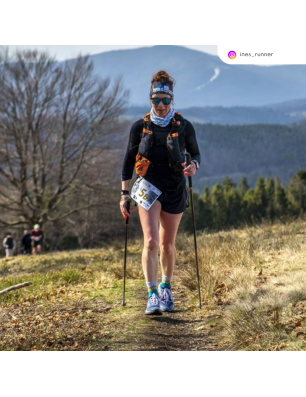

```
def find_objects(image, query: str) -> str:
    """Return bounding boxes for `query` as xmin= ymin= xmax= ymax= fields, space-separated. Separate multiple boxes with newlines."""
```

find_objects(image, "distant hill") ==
xmin=87 ymin=45 xmax=306 ymax=108
xmin=117 ymin=121 xmax=306 ymax=193
xmin=193 ymin=122 xmax=306 ymax=191
xmin=125 ymin=98 xmax=306 ymax=125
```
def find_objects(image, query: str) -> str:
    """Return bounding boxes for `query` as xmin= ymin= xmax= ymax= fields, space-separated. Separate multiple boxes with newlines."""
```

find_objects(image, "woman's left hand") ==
xmin=182 ymin=162 xmax=197 ymax=177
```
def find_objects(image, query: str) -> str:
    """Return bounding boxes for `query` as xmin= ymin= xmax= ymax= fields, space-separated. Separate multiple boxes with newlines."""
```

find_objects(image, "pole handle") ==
xmin=185 ymin=152 xmax=193 ymax=187
xmin=126 ymin=200 xmax=131 ymax=214
xmin=125 ymin=199 xmax=131 ymax=225
xmin=185 ymin=152 xmax=191 ymax=166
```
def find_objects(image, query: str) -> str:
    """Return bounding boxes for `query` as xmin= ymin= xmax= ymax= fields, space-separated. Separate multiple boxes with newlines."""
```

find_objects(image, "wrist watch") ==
xmin=121 ymin=190 xmax=129 ymax=196
xmin=192 ymin=160 xmax=199 ymax=170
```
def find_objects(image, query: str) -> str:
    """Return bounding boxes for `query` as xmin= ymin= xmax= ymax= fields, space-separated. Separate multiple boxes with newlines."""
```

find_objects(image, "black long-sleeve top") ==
xmin=121 ymin=117 xmax=201 ymax=191
xmin=21 ymin=233 xmax=32 ymax=247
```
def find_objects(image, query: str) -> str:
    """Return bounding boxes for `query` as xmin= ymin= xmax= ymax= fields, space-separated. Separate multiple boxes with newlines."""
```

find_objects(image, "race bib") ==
xmin=131 ymin=177 xmax=162 ymax=210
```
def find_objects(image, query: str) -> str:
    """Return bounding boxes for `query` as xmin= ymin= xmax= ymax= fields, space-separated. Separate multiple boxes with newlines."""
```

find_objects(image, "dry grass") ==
xmin=2 ymin=217 xmax=306 ymax=350
xmin=179 ymin=217 xmax=306 ymax=350
xmin=0 ymin=240 xmax=217 ymax=351
xmin=0 ymin=244 xmax=144 ymax=350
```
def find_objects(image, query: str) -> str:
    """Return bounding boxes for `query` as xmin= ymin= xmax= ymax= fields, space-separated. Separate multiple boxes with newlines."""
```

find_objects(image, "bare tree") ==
xmin=0 ymin=48 xmax=129 ymax=227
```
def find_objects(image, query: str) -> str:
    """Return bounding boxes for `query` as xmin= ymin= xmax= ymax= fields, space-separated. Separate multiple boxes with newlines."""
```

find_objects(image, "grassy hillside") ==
xmin=1 ymin=217 xmax=306 ymax=351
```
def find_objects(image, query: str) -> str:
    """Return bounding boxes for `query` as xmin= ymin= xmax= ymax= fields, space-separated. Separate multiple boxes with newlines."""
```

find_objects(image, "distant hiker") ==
xmin=120 ymin=70 xmax=201 ymax=315
xmin=31 ymin=224 xmax=44 ymax=254
xmin=3 ymin=232 xmax=17 ymax=257
xmin=21 ymin=229 xmax=32 ymax=254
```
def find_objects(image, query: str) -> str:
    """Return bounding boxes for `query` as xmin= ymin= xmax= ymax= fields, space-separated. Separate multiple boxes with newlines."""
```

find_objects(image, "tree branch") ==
xmin=0 ymin=282 xmax=33 ymax=296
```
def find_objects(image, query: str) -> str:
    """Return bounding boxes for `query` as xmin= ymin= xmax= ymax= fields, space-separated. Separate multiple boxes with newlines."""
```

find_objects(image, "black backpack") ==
xmin=6 ymin=237 xmax=13 ymax=249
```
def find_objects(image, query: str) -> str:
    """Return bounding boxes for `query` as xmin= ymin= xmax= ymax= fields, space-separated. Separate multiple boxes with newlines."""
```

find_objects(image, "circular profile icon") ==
xmin=228 ymin=51 xmax=236 ymax=59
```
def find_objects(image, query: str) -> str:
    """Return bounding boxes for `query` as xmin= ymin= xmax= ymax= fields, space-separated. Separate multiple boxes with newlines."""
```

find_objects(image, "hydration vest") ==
xmin=135 ymin=111 xmax=186 ymax=177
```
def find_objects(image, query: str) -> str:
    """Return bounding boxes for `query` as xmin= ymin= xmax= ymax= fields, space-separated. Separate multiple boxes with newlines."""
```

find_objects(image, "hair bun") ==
xmin=151 ymin=70 xmax=175 ymax=86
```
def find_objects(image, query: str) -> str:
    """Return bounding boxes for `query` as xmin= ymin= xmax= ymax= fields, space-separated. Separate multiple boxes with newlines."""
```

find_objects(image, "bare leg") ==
xmin=159 ymin=210 xmax=184 ymax=278
xmin=138 ymin=200 xmax=162 ymax=282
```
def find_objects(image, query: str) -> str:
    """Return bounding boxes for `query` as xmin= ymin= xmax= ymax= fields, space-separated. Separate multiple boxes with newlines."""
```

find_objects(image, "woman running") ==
xmin=120 ymin=70 xmax=201 ymax=314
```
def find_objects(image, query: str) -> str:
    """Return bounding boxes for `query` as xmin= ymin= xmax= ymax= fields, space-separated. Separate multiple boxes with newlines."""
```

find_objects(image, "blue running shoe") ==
xmin=158 ymin=283 xmax=175 ymax=312
xmin=145 ymin=292 xmax=162 ymax=315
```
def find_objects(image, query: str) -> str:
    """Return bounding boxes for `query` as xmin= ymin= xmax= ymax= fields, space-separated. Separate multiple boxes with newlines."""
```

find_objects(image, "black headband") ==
xmin=150 ymin=81 xmax=174 ymax=97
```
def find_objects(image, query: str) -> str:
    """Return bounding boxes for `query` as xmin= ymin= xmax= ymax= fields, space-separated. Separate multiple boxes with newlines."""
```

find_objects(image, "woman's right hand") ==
xmin=120 ymin=195 xmax=132 ymax=219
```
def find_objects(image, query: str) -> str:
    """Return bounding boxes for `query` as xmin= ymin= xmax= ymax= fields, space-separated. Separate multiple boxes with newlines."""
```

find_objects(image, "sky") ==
xmin=3 ymin=45 xmax=218 ymax=60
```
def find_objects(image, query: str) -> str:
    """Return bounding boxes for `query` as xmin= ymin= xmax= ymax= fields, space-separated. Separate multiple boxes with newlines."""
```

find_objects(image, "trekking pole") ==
xmin=185 ymin=152 xmax=202 ymax=309
xmin=123 ymin=200 xmax=131 ymax=306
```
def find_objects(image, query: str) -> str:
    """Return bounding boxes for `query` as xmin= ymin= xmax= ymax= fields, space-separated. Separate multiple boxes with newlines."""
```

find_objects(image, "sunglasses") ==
xmin=150 ymin=97 xmax=172 ymax=105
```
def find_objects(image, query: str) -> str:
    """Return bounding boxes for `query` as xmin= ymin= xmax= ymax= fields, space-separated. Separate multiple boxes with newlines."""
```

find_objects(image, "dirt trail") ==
xmin=0 ymin=255 xmax=222 ymax=351
xmin=112 ymin=306 xmax=219 ymax=351
xmin=105 ymin=269 xmax=221 ymax=351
